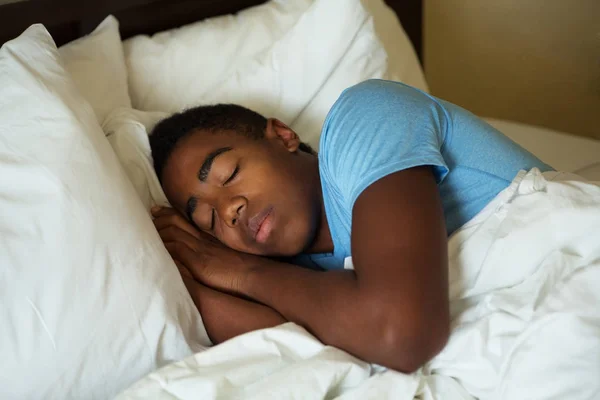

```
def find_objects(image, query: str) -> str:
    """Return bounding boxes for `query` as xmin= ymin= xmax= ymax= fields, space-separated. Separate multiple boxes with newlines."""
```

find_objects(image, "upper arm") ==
xmin=351 ymin=166 xmax=450 ymax=366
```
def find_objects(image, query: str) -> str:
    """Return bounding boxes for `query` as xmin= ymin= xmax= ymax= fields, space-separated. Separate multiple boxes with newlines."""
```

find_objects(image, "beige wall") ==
xmin=424 ymin=0 xmax=600 ymax=139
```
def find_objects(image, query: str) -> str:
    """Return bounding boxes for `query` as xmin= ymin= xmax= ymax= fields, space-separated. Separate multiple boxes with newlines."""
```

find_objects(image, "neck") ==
xmin=304 ymin=157 xmax=333 ymax=254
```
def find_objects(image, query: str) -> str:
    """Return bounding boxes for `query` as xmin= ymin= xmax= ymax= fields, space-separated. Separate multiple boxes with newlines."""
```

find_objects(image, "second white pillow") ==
xmin=60 ymin=15 xmax=132 ymax=125
xmin=123 ymin=0 xmax=427 ymax=148
xmin=103 ymin=107 xmax=170 ymax=210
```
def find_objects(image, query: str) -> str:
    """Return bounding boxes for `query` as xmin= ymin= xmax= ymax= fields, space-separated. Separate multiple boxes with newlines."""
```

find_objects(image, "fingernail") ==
xmin=151 ymin=206 xmax=160 ymax=213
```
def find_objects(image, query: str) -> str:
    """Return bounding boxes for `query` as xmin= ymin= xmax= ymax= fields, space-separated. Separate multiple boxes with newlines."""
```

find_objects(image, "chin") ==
xmin=263 ymin=231 xmax=306 ymax=258
xmin=260 ymin=211 xmax=316 ymax=257
xmin=290 ymin=224 xmax=317 ymax=256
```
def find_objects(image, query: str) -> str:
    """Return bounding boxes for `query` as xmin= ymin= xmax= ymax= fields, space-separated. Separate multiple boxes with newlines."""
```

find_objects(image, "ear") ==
xmin=265 ymin=118 xmax=300 ymax=152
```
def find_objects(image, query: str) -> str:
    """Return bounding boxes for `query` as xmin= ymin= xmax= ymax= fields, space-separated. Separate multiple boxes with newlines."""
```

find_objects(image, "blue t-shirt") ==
xmin=305 ymin=79 xmax=551 ymax=271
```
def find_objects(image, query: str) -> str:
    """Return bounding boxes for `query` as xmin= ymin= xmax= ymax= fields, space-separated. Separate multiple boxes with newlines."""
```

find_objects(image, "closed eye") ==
xmin=224 ymin=165 xmax=239 ymax=185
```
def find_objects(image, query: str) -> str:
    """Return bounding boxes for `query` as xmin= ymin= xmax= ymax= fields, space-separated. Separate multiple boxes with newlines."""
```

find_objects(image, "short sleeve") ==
xmin=319 ymin=80 xmax=450 ymax=209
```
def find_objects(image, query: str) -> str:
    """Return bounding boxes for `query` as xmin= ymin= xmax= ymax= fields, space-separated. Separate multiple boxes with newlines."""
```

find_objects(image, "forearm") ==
xmin=181 ymin=276 xmax=287 ymax=344
xmin=242 ymin=261 xmax=395 ymax=366
xmin=239 ymin=259 xmax=447 ymax=372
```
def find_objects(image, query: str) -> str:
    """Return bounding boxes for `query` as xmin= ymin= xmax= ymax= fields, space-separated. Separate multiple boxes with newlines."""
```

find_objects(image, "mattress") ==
xmin=485 ymin=118 xmax=600 ymax=180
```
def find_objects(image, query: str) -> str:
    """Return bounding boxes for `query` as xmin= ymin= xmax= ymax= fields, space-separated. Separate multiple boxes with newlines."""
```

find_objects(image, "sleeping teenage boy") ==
xmin=149 ymin=79 xmax=551 ymax=373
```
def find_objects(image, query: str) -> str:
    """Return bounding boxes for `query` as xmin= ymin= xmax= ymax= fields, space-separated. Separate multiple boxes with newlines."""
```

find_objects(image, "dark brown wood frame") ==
xmin=0 ymin=0 xmax=422 ymax=62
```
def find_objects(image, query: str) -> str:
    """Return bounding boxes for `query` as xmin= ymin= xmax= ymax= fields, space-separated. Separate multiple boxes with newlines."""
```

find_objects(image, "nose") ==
xmin=220 ymin=195 xmax=247 ymax=229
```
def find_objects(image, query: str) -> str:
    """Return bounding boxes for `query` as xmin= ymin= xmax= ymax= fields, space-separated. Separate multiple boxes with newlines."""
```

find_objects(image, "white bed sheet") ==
xmin=117 ymin=169 xmax=600 ymax=399
xmin=485 ymin=118 xmax=600 ymax=180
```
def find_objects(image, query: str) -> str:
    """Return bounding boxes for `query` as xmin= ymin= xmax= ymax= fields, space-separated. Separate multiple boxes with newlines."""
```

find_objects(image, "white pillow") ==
xmin=0 ymin=25 xmax=209 ymax=400
xmin=59 ymin=15 xmax=132 ymax=124
xmin=361 ymin=0 xmax=428 ymax=92
xmin=485 ymin=118 xmax=600 ymax=175
xmin=124 ymin=0 xmax=313 ymax=111
xmin=124 ymin=0 xmax=422 ymax=149
xmin=103 ymin=107 xmax=170 ymax=210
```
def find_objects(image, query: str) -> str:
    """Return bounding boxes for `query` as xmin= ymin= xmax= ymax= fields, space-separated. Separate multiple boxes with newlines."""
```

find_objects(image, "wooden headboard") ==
xmin=0 ymin=0 xmax=423 ymax=61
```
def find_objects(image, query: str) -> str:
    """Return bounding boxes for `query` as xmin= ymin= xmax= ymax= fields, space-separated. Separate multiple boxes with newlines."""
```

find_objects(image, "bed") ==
xmin=1 ymin=1 xmax=600 ymax=399
xmin=0 ymin=0 xmax=421 ymax=49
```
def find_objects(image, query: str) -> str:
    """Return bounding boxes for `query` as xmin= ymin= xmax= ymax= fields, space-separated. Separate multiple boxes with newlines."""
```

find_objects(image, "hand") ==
xmin=151 ymin=206 xmax=258 ymax=294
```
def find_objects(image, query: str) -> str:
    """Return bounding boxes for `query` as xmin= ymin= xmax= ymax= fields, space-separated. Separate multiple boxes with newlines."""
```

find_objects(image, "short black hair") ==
xmin=149 ymin=104 xmax=314 ymax=183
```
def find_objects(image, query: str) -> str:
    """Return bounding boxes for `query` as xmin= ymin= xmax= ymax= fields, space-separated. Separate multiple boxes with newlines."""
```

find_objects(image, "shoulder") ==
xmin=319 ymin=80 xmax=441 ymax=152
xmin=339 ymin=78 xmax=423 ymax=99
xmin=317 ymin=79 xmax=450 ymax=205
xmin=333 ymin=79 xmax=434 ymax=111
xmin=318 ymin=80 xmax=445 ymax=165
xmin=323 ymin=80 xmax=428 ymax=127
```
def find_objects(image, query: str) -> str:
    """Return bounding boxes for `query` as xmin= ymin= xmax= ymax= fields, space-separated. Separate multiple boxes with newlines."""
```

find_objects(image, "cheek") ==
xmin=218 ymin=228 xmax=254 ymax=254
xmin=255 ymin=159 xmax=299 ymax=194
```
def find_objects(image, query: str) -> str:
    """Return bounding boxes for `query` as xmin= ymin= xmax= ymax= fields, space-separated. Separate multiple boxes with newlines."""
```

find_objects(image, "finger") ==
xmin=174 ymin=259 xmax=187 ymax=271
xmin=175 ymin=260 xmax=194 ymax=279
xmin=152 ymin=206 xmax=181 ymax=218
xmin=165 ymin=242 xmax=204 ymax=281
xmin=177 ymin=268 xmax=197 ymax=292
xmin=152 ymin=211 xmax=185 ymax=230
xmin=196 ymin=229 xmax=222 ymax=245
xmin=158 ymin=226 xmax=202 ymax=252
xmin=153 ymin=213 xmax=202 ymax=240
xmin=163 ymin=238 xmax=195 ymax=259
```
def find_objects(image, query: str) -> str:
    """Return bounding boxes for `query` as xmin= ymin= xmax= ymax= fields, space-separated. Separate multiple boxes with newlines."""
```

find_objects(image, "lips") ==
xmin=248 ymin=206 xmax=273 ymax=240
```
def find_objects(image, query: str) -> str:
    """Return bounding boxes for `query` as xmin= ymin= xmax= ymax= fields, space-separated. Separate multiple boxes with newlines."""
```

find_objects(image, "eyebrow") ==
xmin=198 ymin=147 xmax=232 ymax=182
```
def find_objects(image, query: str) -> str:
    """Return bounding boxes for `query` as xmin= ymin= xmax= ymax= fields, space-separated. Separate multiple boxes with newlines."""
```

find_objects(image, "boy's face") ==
xmin=160 ymin=119 xmax=321 ymax=257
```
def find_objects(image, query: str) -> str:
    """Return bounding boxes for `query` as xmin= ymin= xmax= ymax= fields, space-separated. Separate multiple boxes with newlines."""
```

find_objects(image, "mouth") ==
xmin=249 ymin=206 xmax=274 ymax=244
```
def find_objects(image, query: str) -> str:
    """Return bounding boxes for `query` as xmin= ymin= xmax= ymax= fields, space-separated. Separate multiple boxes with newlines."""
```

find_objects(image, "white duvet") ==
xmin=116 ymin=169 xmax=600 ymax=400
